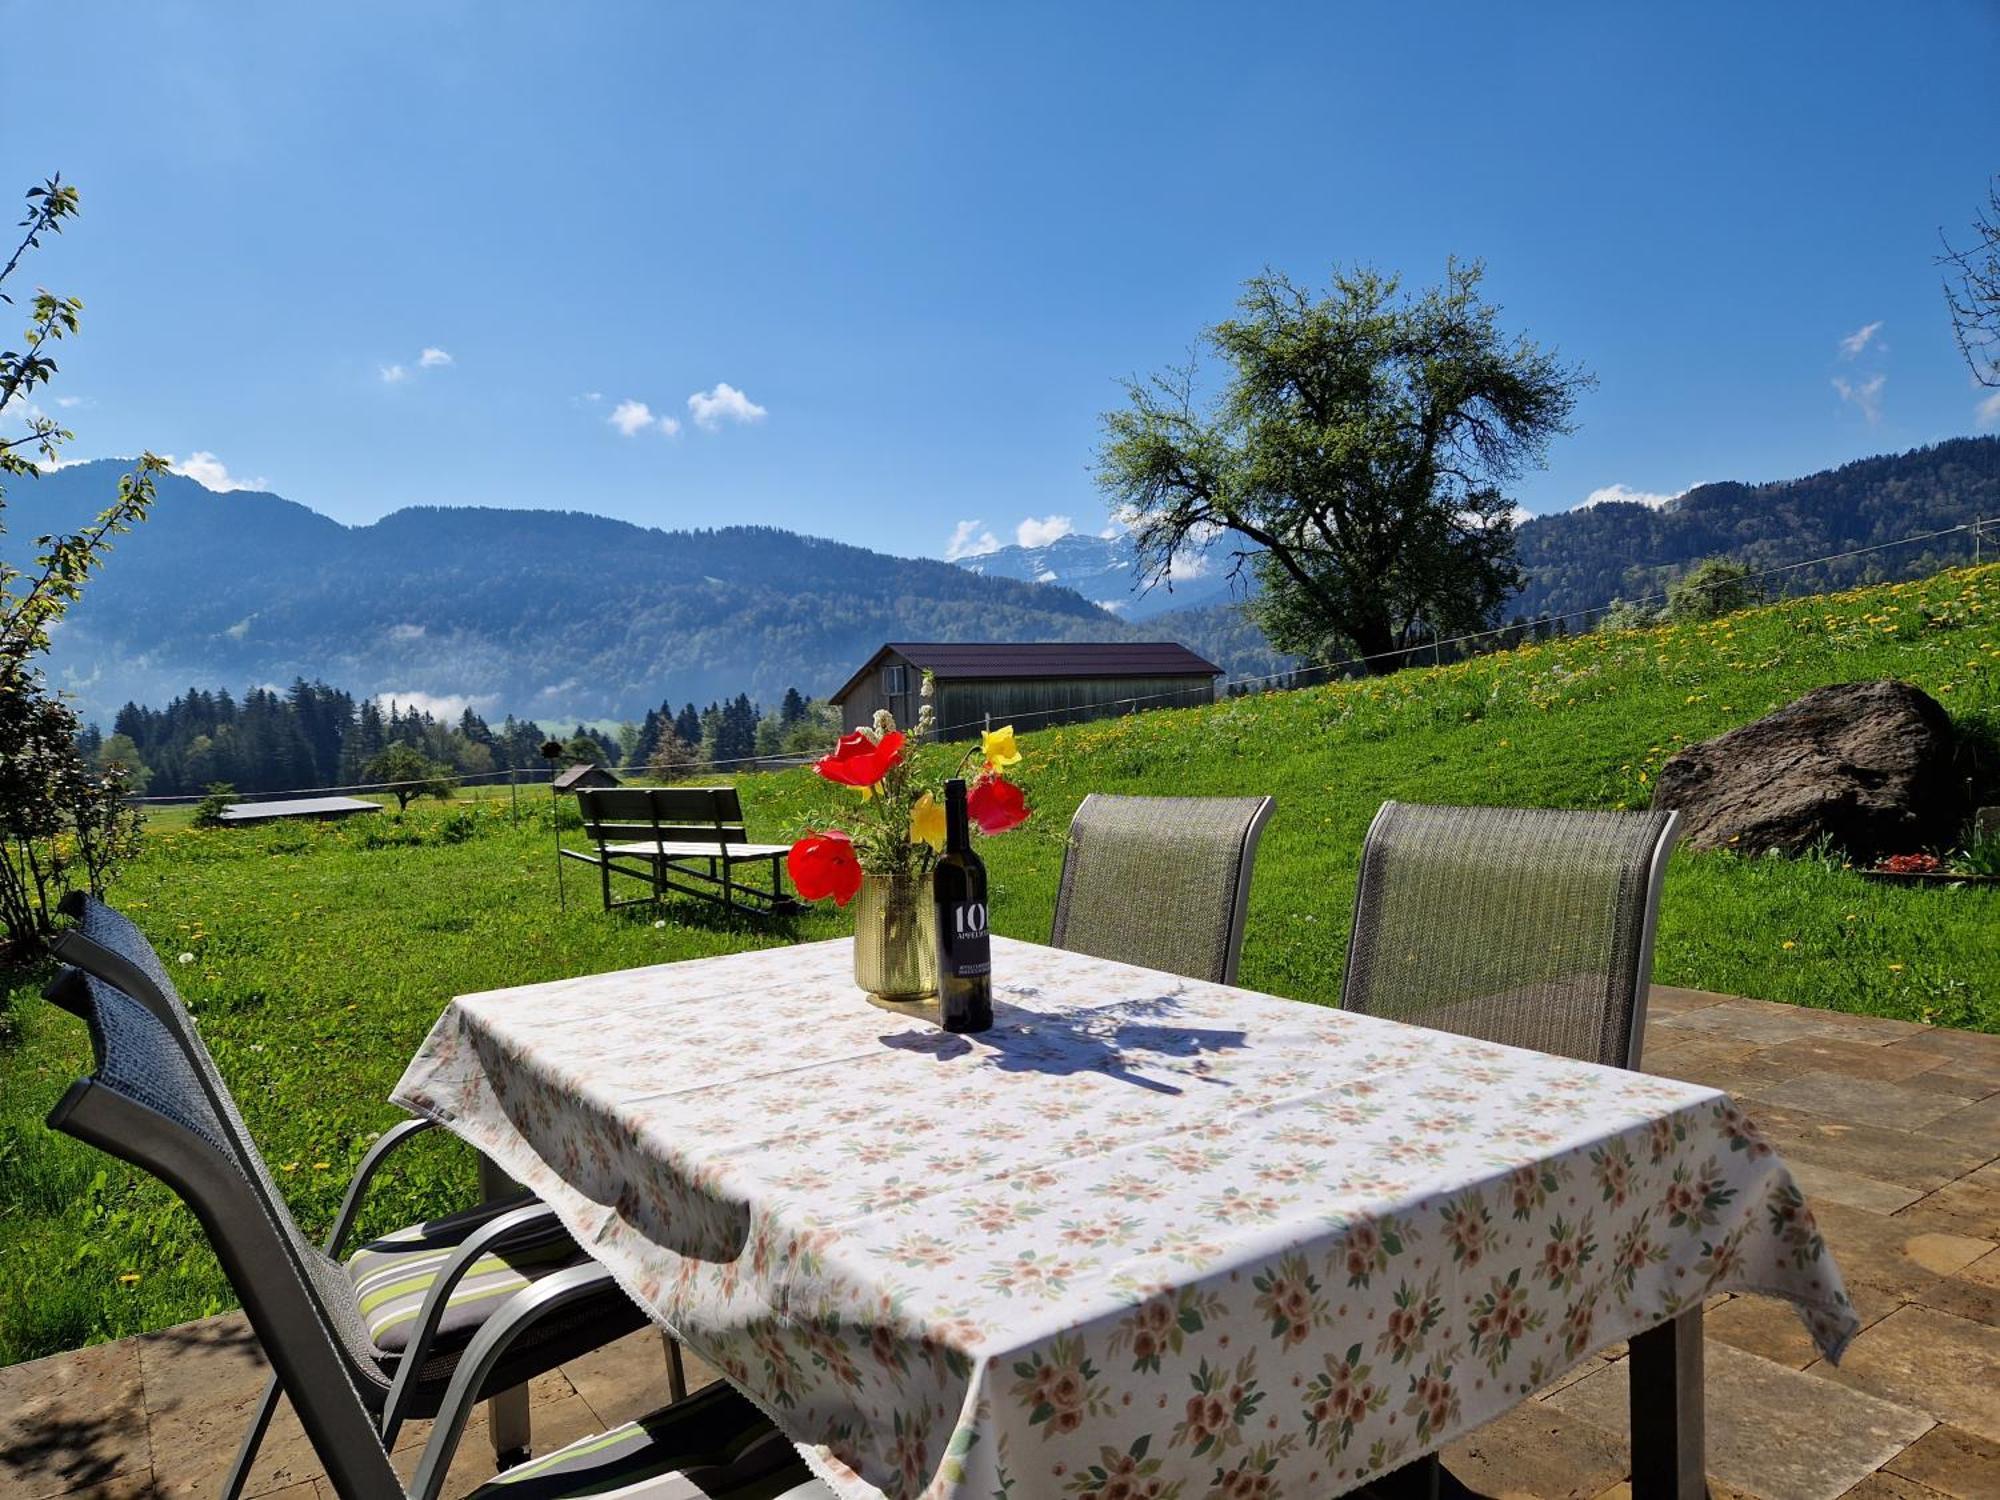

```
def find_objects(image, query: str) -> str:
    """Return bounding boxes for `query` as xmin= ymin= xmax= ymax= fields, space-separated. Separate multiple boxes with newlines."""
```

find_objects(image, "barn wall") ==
xmin=835 ymin=651 xmax=923 ymax=734
xmin=932 ymin=675 xmax=1216 ymax=740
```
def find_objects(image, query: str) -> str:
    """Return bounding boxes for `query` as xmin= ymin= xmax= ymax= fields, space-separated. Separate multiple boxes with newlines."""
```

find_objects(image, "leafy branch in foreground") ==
xmin=0 ymin=175 xmax=161 ymax=956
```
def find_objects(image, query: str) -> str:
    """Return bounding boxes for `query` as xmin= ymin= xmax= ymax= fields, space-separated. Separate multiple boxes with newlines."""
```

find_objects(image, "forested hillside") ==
xmin=1510 ymin=436 xmax=2000 ymax=620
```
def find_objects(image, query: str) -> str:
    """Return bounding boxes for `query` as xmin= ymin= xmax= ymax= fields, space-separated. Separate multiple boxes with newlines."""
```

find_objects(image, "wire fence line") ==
xmin=124 ymin=517 xmax=1997 ymax=802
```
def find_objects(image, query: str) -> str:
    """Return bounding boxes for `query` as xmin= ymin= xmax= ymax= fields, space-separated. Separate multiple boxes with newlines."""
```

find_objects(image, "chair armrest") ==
xmin=378 ymin=1201 xmax=560 ymax=1447
xmin=406 ymin=1262 xmax=620 ymax=1500
xmin=323 ymin=1116 xmax=440 ymax=1258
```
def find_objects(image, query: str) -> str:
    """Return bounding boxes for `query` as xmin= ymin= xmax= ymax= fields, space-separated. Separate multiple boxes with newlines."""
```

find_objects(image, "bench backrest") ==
xmin=576 ymin=785 xmax=750 ymax=848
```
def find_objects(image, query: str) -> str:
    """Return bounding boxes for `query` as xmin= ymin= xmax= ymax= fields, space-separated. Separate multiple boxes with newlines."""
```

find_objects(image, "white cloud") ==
xmin=1167 ymin=549 xmax=1211 ymax=580
xmin=166 ymin=451 xmax=267 ymax=492
xmin=418 ymin=346 xmax=453 ymax=368
xmin=379 ymin=363 xmax=410 ymax=384
xmin=686 ymin=381 xmax=767 ymax=430
xmin=1833 ymin=373 xmax=1886 ymax=424
xmin=376 ymin=690 xmax=496 ymax=722
xmin=945 ymin=519 xmax=1000 ymax=560
xmin=1838 ymin=321 xmax=1884 ymax=359
xmin=53 ymin=394 xmax=85 ymax=409
xmin=1976 ymin=390 xmax=2000 ymax=430
xmin=387 ymin=622 xmax=426 ymax=641
xmin=1574 ymin=483 xmax=1682 ymax=511
xmin=608 ymin=398 xmax=681 ymax=437
xmin=1016 ymin=514 xmax=1074 ymax=548
xmin=1099 ymin=525 xmax=1121 ymax=540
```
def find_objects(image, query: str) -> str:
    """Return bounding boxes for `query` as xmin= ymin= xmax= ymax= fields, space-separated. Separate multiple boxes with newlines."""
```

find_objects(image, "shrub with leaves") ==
xmin=191 ymin=782 xmax=236 ymax=829
xmin=0 ymin=668 xmax=142 ymax=957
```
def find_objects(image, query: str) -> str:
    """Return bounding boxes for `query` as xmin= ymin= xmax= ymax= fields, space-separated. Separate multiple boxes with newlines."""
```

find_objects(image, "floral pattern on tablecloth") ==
xmin=392 ymin=937 xmax=1856 ymax=1500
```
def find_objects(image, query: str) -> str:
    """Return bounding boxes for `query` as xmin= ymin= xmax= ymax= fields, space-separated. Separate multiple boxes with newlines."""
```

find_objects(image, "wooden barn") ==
xmin=830 ymin=642 xmax=1222 ymax=741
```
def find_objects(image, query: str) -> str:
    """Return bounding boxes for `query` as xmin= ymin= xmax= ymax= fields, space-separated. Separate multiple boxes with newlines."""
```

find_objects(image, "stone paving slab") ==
xmin=5 ymin=989 xmax=1999 ymax=1500
xmin=1546 ymin=1339 xmax=1935 ymax=1500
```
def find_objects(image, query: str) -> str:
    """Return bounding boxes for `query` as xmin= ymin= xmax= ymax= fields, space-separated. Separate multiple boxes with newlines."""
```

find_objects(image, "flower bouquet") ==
xmin=788 ymin=676 xmax=1030 ymax=999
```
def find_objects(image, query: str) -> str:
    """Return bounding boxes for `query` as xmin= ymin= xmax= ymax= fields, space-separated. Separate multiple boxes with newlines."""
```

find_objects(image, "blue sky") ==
xmin=9 ymin=2 xmax=1997 ymax=560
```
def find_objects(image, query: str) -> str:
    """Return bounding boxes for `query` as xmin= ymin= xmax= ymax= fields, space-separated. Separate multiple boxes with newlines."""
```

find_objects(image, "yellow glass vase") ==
xmin=852 ymin=873 xmax=938 ymax=1002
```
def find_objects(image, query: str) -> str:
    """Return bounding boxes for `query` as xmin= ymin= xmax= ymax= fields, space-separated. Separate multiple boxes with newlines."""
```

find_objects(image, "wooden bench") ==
xmin=562 ymin=786 xmax=794 ymax=914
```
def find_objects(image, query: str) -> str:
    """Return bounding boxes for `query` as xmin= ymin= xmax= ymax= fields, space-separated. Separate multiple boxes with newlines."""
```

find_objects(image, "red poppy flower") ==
xmin=814 ymin=730 xmax=906 ymax=789
xmin=788 ymin=829 xmax=864 ymax=906
xmin=966 ymin=775 xmax=1030 ymax=834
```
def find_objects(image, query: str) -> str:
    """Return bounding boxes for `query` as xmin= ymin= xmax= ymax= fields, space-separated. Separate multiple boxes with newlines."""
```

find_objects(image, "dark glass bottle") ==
xmin=933 ymin=777 xmax=993 ymax=1032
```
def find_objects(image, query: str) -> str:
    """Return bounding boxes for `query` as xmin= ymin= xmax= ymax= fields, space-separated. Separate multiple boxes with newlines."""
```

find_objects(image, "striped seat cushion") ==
xmin=345 ymin=1201 xmax=580 ymax=1356
xmin=472 ymin=1383 xmax=832 ymax=1499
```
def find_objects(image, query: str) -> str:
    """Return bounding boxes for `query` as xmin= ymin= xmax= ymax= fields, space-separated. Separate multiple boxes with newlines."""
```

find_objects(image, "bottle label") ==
xmin=944 ymin=899 xmax=991 ymax=977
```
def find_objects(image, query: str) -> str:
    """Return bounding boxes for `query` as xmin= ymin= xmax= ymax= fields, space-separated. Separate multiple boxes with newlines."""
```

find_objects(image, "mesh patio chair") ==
xmin=1050 ymin=794 xmax=1276 ymax=985
xmin=44 ymin=968 xmax=831 ymax=1500
xmin=1340 ymin=801 xmax=1681 ymax=1069
xmin=47 ymin=894 xmax=656 ymax=1491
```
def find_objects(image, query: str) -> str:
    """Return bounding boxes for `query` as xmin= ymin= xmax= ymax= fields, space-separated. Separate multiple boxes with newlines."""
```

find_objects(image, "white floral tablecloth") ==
xmin=392 ymin=937 xmax=1856 ymax=1500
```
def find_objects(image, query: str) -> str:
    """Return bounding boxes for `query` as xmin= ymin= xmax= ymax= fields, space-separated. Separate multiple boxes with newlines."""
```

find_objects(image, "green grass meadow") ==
xmin=2 ymin=565 xmax=1997 ymax=1363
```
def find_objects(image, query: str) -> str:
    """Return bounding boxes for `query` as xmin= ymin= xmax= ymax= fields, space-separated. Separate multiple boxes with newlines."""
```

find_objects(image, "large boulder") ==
xmin=1652 ymin=680 xmax=1960 ymax=858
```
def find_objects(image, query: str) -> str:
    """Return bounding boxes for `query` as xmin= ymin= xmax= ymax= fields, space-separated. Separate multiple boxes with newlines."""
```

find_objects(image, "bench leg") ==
xmin=1631 ymin=1309 xmax=1706 ymax=1500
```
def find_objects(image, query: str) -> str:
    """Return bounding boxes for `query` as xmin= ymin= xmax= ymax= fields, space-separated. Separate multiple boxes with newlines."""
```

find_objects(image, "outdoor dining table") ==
xmin=391 ymin=936 xmax=1859 ymax=1500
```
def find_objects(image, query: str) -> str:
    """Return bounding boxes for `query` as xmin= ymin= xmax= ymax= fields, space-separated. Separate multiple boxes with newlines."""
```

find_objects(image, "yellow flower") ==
xmin=910 ymin=792 xmax=946 ymax=851
xmin=1781 ymin=940 xmax=1796 ymax=950
xmin=981 ymin=724 xmax=1022 ymax=770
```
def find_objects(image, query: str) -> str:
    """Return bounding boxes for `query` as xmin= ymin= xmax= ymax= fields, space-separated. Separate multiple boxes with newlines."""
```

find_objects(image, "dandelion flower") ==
xmin=1781 ymin=940 xmax=1796 ymax=950
xmin=178 ymin=951 xmax=195 ymax=964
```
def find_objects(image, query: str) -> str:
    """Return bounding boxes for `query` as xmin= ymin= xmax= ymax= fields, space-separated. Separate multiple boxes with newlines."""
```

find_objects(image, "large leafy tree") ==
xmin=1097 ymin=261 xmax=1591 ymax=672
xmin=1 ymin=176 xmax=162 ymax=955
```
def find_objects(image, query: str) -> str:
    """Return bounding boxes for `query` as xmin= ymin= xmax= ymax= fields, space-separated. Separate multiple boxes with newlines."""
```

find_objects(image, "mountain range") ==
xmin=5 ymin=464 xmax=1256 ymax=723
xmin=7 ymin=435 xmax=1996 ymax=724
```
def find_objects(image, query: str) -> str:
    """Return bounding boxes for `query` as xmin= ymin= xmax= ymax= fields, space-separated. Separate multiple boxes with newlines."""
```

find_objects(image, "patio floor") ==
xmin=2 ymin=986 xmax=1996 ymax=1500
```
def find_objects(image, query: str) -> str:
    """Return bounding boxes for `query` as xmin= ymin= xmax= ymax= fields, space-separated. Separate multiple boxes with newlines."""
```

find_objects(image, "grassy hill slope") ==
xmin=1 ymin=565 xmax=1995 ymax=1362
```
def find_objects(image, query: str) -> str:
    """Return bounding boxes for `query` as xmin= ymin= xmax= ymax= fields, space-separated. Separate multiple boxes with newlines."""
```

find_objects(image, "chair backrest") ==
xmin=1340 ymin=801 xmax=1681 ymax=1069
xmin=45 ymin=971 xmax=403 ymax=1496
xmin=575 ymin=786 xmax=748 ymax=848
xmin=53 ymin=894 xmax=300 ymax=1241
xmin=1050 ymin=794 xmax=1275 ymax=985
xmin=49 ymin=898 xmax=399 ymax=1406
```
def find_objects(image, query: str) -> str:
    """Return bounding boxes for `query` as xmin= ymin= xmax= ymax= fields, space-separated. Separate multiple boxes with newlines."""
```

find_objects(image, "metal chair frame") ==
xmin=45 ymin=970 xmax=820 ymax=1500
xmin=46 ymin=895 xmax=650 ymax=1491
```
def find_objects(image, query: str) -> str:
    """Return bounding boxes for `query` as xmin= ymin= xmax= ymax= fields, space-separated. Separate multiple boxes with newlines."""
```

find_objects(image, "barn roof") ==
xmin=831 ymin=641 xmax=1222 ymax=703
